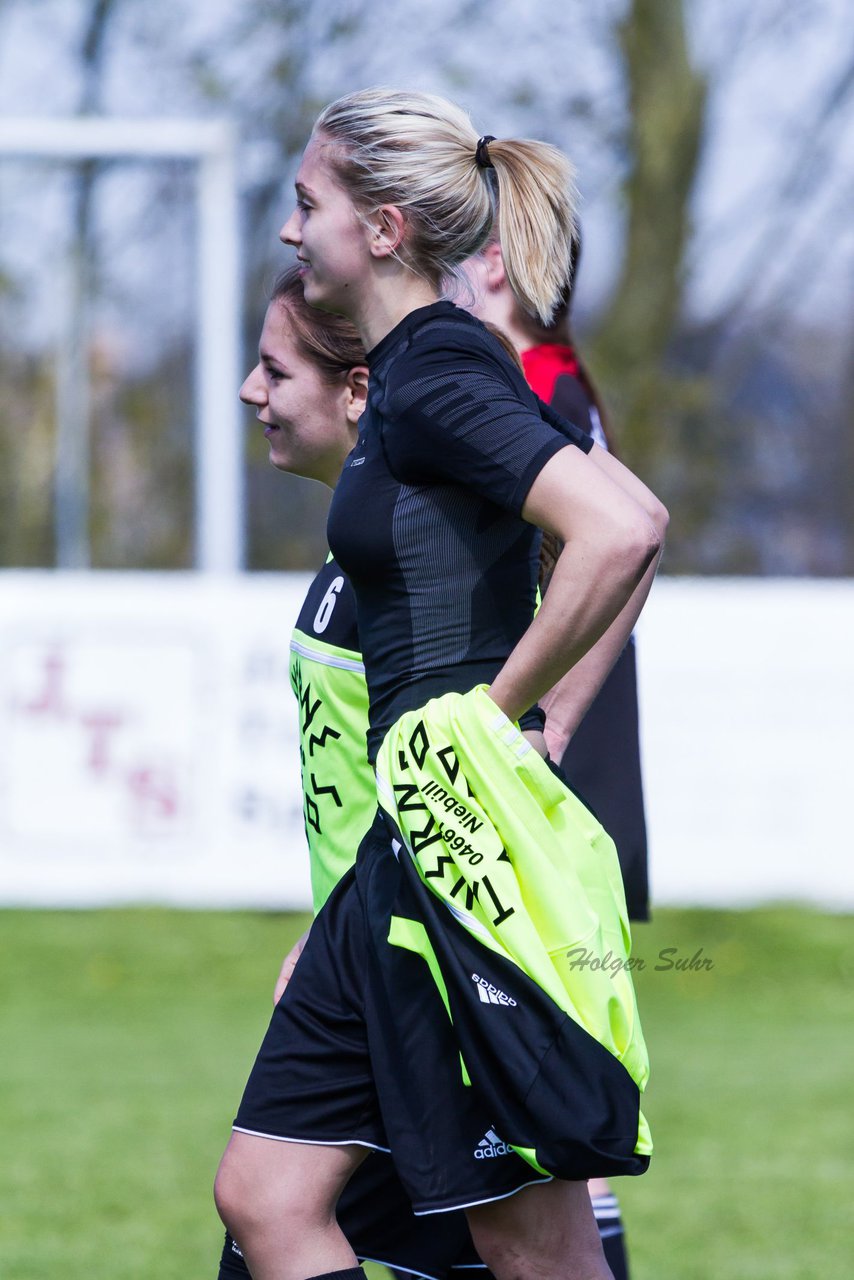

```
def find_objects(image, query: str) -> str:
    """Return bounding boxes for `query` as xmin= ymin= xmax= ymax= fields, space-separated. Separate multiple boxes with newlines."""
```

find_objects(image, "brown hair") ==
xmin=483 ymin=321 xmax=523 ymax=373
xmin=480 ymin=223 xmax=616 ymax=455
xmin=270 ymin=266 xmax=366 ymax=380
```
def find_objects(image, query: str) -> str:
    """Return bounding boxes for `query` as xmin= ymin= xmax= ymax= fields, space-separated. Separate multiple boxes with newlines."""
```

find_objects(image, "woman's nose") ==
xmin=280 ymin=208 xmax=300 ymax=246
xmin=239 ymin=366 xmax=265 ymax=406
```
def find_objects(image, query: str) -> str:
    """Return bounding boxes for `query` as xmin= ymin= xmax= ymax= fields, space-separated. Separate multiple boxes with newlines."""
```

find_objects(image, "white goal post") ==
xmin=0 ymin=117 xmax=242 ymax=572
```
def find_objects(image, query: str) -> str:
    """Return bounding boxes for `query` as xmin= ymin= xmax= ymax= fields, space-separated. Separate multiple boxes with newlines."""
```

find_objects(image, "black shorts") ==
xmin=233 ymin=812 xmax=550 ymax=1218
xmin=338 ymin=1153 xmax=487 ymax=1277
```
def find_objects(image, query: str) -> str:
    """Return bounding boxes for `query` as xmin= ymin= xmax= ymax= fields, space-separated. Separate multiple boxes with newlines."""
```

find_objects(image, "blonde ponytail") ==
xmin=313 ymin=88 xmax=578 ymax=323
xmin=487 ymin=139 xmax=579 ymax=325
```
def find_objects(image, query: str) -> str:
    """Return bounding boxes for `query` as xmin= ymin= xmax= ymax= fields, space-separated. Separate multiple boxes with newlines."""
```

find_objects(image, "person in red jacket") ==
xmin=462 ymin=227 xmax=652 ymax=1280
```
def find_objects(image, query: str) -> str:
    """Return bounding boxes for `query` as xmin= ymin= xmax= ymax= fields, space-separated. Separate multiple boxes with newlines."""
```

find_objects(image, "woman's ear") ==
xmin=369 ymin=205 xmax=406 ymax=258
xmin=481 ymin=240 xmax=507 ymax=292
xmin=344 ymin=366 xmax=369 ymax=424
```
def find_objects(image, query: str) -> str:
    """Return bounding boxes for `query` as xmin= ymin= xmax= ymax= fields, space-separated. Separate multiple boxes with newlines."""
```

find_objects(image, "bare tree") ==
xmin=55 ymin=0 xmax=119 ymax=567
xmin=588 ymin=0 xmax=706 ymax=472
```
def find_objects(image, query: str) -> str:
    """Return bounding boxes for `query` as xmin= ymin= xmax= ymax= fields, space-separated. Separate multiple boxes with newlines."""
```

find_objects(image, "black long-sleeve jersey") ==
xmin=327 ymin=301 xmax=592 ymax=762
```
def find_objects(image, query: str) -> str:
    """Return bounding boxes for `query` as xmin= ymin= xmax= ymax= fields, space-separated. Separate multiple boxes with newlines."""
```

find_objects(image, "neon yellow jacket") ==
xmin=376 ymin=684 xmax=651 ymax=1177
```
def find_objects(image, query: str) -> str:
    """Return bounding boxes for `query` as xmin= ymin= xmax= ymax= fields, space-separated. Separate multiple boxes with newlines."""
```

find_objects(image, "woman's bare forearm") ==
xmin=488 ymin=446 xmax=666 ymax=727
xmin=535 ymin=445 xmax=669 ymax=753
xmin=489 ymin=518 xmax=660 ymax=724
xmin=539 ymin=544 xmax=663 ymax=759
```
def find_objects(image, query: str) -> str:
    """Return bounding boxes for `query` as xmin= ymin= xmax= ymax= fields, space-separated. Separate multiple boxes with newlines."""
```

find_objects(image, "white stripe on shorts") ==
xmin=231 ymin=1126 xmax=391 ymax=1153
xmin=412 ymin=1173 xmax=553 ymax=1216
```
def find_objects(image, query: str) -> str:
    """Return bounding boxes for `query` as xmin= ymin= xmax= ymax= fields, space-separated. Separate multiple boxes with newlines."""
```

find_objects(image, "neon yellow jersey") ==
xmin=289 ymin=556 xmax=375 ymax=913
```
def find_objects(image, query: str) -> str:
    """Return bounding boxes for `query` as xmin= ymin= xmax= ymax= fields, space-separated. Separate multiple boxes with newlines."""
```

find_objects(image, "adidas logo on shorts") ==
xmin=474 ymin=1128 xmax=512 ymax=1159
xmin=471 ymin=972 xmax=517 ymax=1006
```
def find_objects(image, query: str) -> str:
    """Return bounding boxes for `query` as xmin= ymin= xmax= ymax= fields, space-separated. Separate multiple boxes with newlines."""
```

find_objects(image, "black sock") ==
xmin=216 ymin=1233 xmax=366 ymax=1280
xmin=591 ymin=1192 xmax=630 ymax=1280
xmin=217 ymin=1231 xmax=250 ymax=1278
xmin=305 ymin=1270 xmax=367 ymax=1280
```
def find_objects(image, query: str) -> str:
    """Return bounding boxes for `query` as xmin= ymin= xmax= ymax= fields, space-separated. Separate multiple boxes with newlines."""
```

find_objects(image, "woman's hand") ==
xmin=273 ymin=929 xmax=309 ymax=1005
xmin=522 ymin=727 xmax=549 ymax=758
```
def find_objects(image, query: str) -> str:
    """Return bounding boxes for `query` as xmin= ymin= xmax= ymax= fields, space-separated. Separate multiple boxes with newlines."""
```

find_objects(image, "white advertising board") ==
xmin=635 ymin=577 xmax=854 ymax=910
xmin=0 ymin=572 xmax=311 ymax=907
xmin=1 ymin=572 xmax=852 ymax=910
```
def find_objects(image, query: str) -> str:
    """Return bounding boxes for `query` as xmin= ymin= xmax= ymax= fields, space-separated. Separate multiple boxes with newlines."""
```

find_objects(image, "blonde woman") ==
xmin=215 ymin=89 xmax=667 ymax=1280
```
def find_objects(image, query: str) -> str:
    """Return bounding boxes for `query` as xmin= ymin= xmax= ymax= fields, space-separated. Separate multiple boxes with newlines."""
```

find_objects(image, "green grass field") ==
xmin=2 ymin=905 xmax=852 ymax=1279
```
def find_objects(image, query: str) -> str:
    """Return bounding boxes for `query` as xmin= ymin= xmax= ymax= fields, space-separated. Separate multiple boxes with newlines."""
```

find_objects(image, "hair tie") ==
xmin=475 ymin=135 xmax=495 ymax=169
